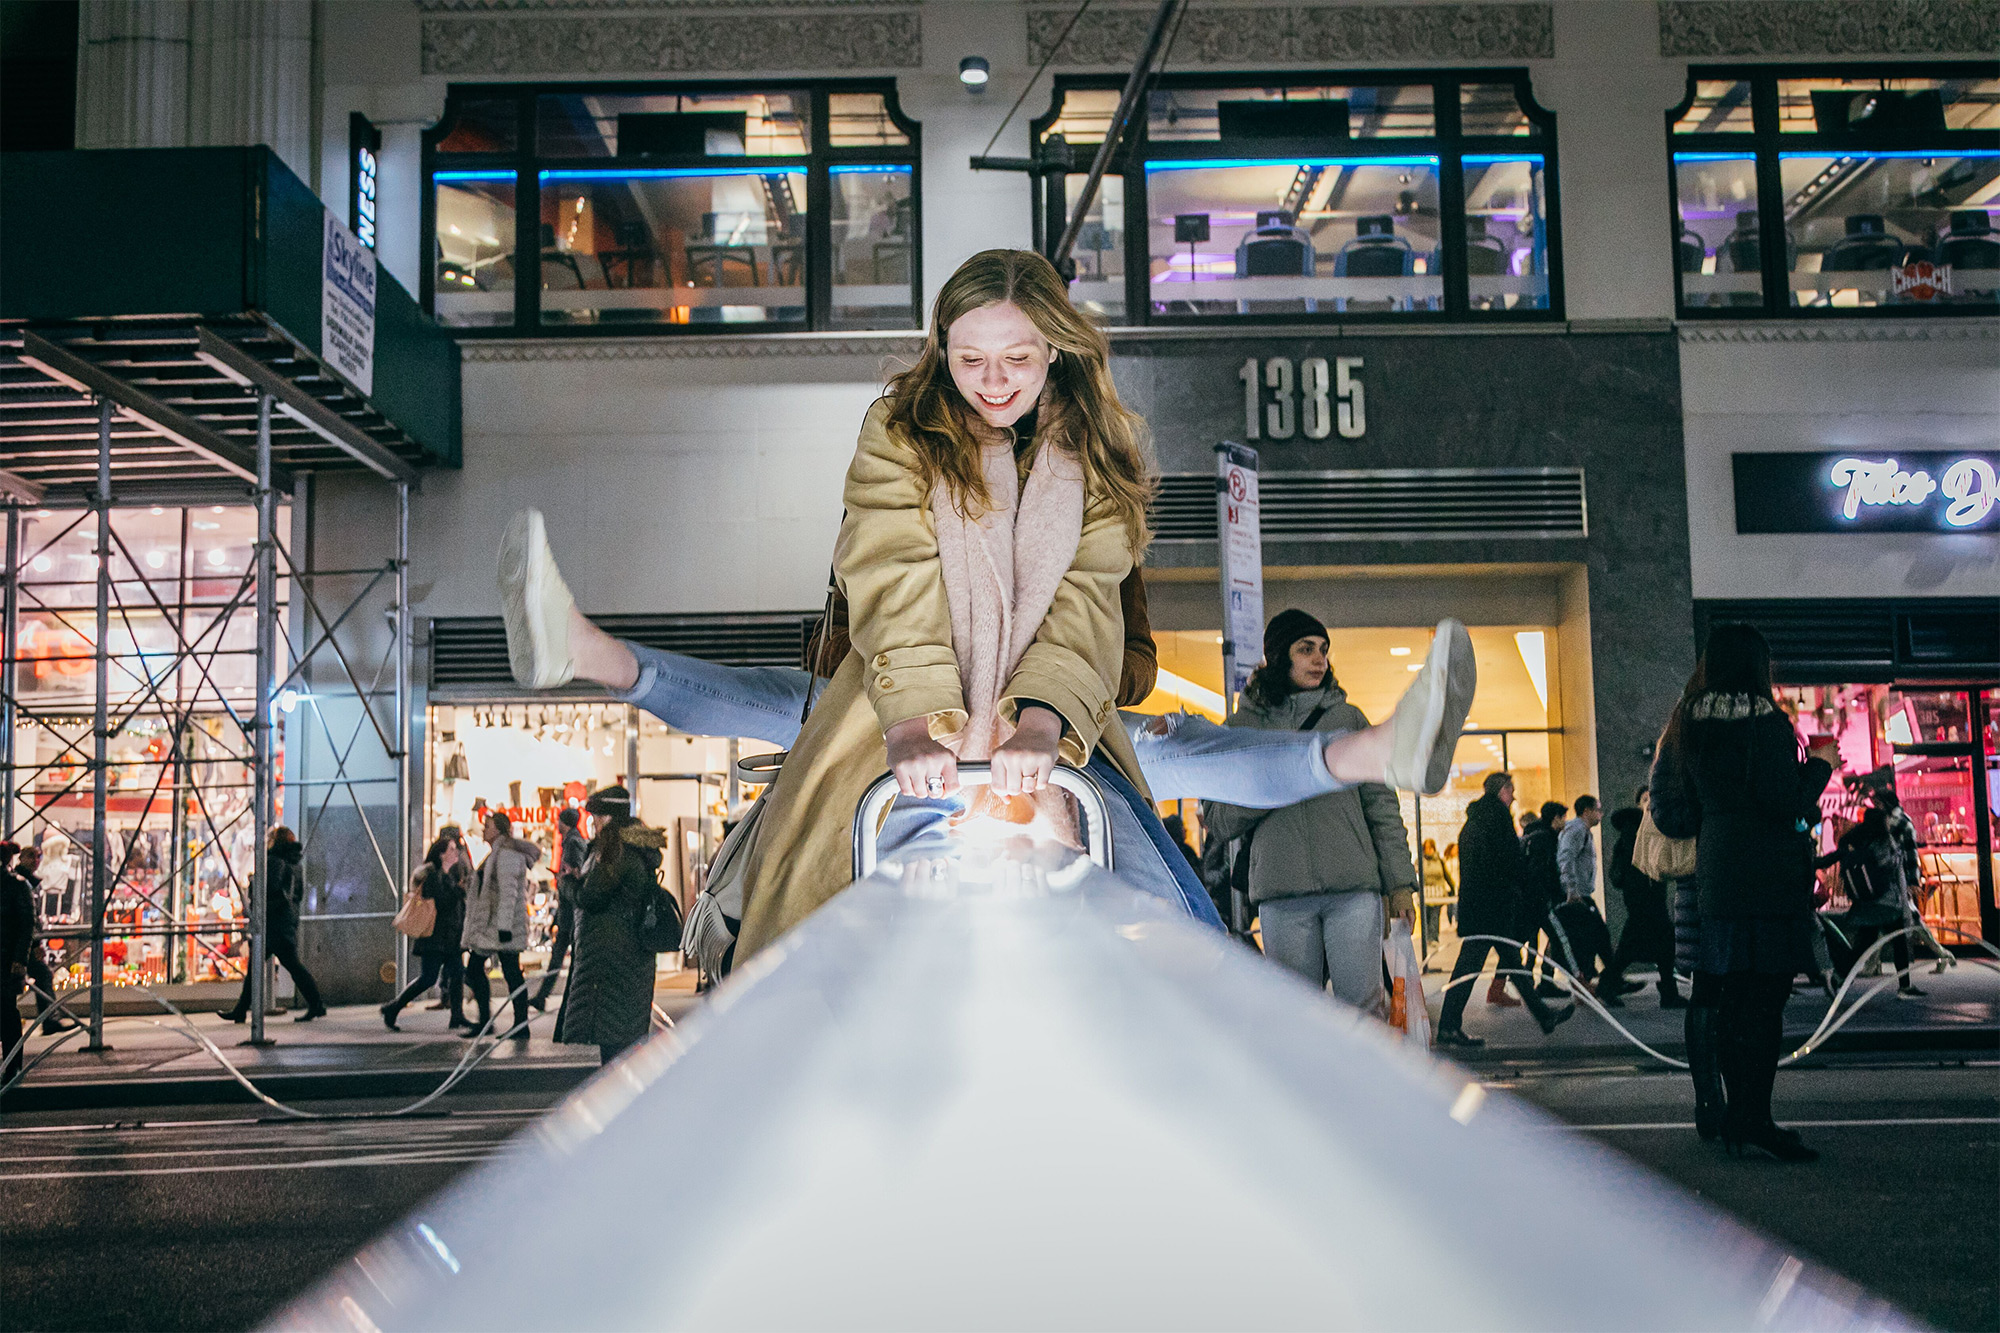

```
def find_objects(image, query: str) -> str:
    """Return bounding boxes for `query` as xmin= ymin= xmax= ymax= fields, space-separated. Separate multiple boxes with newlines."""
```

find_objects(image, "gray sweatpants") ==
xmin=1257 ymin=891 xmax=1386 ymax=1010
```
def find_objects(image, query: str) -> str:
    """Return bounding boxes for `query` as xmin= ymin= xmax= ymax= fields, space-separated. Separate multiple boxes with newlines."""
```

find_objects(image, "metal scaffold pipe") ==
xmin=249 ymin=392 xmax=276 ymax=1048
xmin=395 ymin=480 xmax=412 ymax=990
xmin=86 ymin=398 xmax=112 ymax=1051
xmin=2 ymin=503 xmax=18 ymax=841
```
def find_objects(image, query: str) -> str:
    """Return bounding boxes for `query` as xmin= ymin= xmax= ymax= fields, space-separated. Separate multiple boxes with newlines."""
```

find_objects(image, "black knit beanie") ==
xmin=1263 ymin=608 xmax=1327 ymax=667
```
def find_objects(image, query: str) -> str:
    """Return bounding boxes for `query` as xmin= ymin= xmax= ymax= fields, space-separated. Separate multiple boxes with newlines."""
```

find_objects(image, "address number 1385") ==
xmin=1239 ymin=356 xmax=1364 ymax=441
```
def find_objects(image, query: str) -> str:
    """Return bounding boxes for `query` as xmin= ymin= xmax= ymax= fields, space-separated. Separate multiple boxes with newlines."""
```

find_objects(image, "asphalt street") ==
xmin=0 ymin=1062 xmax=1994 ymax=1331
xmin=1501 ymin=1055 xmax=2000 ymax=1333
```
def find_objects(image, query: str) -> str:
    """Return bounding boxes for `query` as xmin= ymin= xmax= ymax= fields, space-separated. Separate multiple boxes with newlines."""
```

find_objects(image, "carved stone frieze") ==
xmin=420 ymin=8 xmax=919 ymax=74
xmin=459 ymin=333 xmax=924 ymax=362
xmin=1028 ymin=3 xmax=1554 ymax=66
xmin=1677 ymin=319 xmax=2000 ymax=343
xmin=1659 ymin=0 xmax=1998 ymax=56
xmin=421 ymin=0 xmax=885 ymax=9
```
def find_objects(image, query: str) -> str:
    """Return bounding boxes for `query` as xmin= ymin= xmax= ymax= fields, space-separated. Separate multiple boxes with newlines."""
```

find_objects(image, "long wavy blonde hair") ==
xmin=884 ymin=249 xmax=1156 ymax=556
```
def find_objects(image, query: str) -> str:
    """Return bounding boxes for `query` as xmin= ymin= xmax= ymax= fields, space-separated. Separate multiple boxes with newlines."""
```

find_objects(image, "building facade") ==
xmin=13 ymin=0 xmax=1995 ymax=1001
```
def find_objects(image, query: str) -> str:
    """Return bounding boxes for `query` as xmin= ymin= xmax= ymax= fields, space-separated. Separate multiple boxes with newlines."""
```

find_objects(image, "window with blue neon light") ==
xmin=427 ymin=82 xmax=919 ymax=332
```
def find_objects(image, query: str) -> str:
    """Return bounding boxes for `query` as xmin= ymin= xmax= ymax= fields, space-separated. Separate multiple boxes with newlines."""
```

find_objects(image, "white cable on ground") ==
xmin=1432 ymin=928 xmax=1999 ymax=1071
xmin=2 ymin=977 xmax=566 ymax=1118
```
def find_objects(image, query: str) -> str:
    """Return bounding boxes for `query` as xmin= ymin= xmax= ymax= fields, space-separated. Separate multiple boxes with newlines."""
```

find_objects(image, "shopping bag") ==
xmin=1383 ymin=917 xmax=1431 ymax=1049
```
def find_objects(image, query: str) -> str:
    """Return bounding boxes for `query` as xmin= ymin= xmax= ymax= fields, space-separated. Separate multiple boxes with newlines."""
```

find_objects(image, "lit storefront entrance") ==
xmin=1139 ymin=566 xmax=1593 ymax=957
xmin=6 ymin=503 xmax=279 ymax=990
xmin=1699 ymin=599 xmax=1999 ymax=946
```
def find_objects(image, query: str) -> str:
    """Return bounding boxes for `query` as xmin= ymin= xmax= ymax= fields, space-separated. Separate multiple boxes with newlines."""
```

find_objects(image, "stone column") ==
xmin=75 ymin=0 xmax=191 ymax=150
xmin=75 ymin=0 xmax=315 ymax=182
xmin=188 ymin=0 xmax=316 ymax=180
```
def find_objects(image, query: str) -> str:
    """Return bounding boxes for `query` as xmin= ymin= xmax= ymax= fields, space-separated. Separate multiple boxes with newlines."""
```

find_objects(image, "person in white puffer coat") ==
xmin=463 ymin=809 xmax=541 ymax=1039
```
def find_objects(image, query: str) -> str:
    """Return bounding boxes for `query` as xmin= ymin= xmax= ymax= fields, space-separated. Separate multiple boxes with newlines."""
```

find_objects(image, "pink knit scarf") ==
xmin=931 ymin=434 xmax=1084 ymax=825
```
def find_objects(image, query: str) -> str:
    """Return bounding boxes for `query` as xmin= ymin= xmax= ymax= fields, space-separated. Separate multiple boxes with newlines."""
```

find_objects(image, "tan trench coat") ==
xmin=735 ymin=399 xmax=1153 ymax=959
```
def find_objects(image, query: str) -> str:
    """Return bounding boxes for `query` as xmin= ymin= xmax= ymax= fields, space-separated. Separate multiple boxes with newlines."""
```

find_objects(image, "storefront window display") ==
xmin=1783 ymin=683 xmax=1996 ymax=946
xmin=6 ymin=504 xmax=286 ymax=989
xmin=428 ymin=702 xmax=779 ymax=979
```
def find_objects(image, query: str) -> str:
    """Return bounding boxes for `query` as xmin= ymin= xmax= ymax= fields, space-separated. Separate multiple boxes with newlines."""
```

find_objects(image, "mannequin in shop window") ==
xmin=495 ymin=249 xmax=1477 ymax=957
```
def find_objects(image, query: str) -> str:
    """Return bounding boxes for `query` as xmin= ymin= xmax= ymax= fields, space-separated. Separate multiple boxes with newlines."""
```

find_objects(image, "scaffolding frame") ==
xmin=3 ymin=385 xmax=414 ymax=1049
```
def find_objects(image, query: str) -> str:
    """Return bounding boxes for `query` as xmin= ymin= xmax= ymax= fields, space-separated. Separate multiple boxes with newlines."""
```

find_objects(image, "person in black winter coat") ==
xmin=1818 ymin=805 xmax=1925 ymax=998
xmin=1 ymin=843 xmax=33 ymax=1082
xmin=1651 ymin=623 xmax=1834 ymax=1163
xmin=532 ymin=808 xmax=588 ymax=1011
xmin=223 ymin=827 xmax=326 ymax=1023
xmin=555 ymin=786 xmax=666 ymax=1065
xmin=1434 ymin=773 xmax=1572 ymax=1047
xmin=1516 ymin=802 xmax=1568 ymax=997
xmin=381 ymin=832 xmax=471 ymax=1031
xmin=1598 ymin=791 xmax=1684 ymax=1008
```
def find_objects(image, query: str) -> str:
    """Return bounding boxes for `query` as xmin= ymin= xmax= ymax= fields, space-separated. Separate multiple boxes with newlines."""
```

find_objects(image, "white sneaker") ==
xmin=1384 ymin=618 xmax=1476 ymax=795
xmin=498 ymin=509 xmax=575 ymax=689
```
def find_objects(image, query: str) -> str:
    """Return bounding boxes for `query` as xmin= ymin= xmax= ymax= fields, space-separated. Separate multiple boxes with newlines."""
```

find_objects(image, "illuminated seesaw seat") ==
xmin=275 ymin=832 xmax=1908 ymax=1331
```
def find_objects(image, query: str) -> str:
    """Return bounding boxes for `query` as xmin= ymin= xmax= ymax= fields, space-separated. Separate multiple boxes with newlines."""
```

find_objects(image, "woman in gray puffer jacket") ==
xmin=1202 ymin=610 xmax=1418 ymax=1010
xmin=555 ymin=786 xmax=666 ymax=1064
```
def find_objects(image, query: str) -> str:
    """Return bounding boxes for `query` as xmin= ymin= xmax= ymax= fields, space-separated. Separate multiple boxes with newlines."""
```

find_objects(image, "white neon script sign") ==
xmin=1829 ymin=456 xmax=1998 ymax=528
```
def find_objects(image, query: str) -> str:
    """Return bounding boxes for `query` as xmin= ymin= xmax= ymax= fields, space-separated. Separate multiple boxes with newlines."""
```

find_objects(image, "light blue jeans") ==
xmin=609 ymin=643 xmax=1351 ymax=930
xmin=610 ymin=642 xmax=1351 ymax=807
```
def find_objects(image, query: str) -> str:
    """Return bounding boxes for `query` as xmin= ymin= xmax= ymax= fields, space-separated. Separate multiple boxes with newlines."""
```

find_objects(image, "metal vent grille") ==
xmin=1696 ymin=599 xmax=2000 ymax=676
xmin=1149 ymin=469 xmax=1587 ymax=542
xmin=429 ymin=612 xmax=816 ymax=688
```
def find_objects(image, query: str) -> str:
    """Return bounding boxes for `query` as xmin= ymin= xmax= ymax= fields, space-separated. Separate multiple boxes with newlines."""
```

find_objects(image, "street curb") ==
xmin=0 ymin=1062 xmax=597 ymax=1113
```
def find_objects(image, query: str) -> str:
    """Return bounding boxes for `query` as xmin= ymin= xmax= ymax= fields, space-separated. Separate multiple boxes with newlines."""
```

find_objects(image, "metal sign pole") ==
xmin=1215 ymin=440 xmax=1263 ymax=944
xmin=247 ymin=393 xmax=276 ymax=1047
xmin=1214 ymin=441 xmax=1263 ymax=712
xmin=85 ymin=399 xmax=113 ymax=1051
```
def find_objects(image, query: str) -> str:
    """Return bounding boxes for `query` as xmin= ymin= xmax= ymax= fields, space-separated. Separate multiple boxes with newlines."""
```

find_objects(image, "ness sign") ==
xmin=1733 ymin=451 xmax=2000 ymax=534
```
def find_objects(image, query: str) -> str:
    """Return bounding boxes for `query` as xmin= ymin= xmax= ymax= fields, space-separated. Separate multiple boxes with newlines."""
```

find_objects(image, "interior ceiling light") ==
xmin=959 ymin=56 xmax=990 ymax=91
xmin=1389 ymin=646 xmax=1412 ymax=656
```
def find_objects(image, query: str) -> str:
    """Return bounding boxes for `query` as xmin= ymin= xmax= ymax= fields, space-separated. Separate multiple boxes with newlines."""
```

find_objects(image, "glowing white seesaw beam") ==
xmin=272 ymin=844 xmax=1912 ymax=1332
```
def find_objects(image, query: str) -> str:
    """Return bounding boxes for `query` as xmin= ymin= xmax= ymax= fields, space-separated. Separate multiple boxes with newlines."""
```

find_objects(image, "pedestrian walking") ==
xmin=1 ymin=844 xmax=33 ymax=1082
xmin=532 ymin=808 xmax=587 ymax=1012
xmin=1553 ymin=794 xmax=1614 ymax=987
xmin=1419 ymin=837 xmax=1455 ymax=950
xmin=1434 ymin=772 xmax=1574 ymax=1048
xmin=4 ymin=847 xmax=69 ymax=1030
xmin=1598 ymin=790 xmax=1684 ymax=1008
xmin=1202 ymin=610 xmax=1419 ymax=1012
xmin=555 ymin=786 xmax=666 ymax=1065
xmin=1511 ymin=801 xmax=1568 ymax=1001
xmin=462 ymin=810 xmax=540 ymax=1040
xmin=1651 ymin=622 xmax=1836 ymax=1163
xmin=1875 ymin=785 xmax=1951 ymax=974
xmin=223 ymin=827 xmax=326 ymax=1023
xmin=1821 ymin=805 xmax=1926 ymax=998
xmin=381 ymin=833 xmax=471 ymax=1030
